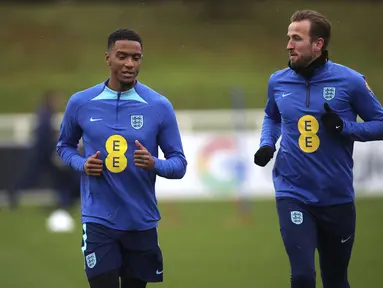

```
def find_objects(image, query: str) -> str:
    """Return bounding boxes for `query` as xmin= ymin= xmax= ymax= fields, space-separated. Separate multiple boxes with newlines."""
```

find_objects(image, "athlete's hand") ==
xmin=254 ymin=146 xmax=274 ymax=167
xmin=134 ymin=140 xmax=155 ymax=170
xmin=84 ymin=151 xmax=103 ymax=176
xmin=321 ymin=103 xmax=343 ymax=133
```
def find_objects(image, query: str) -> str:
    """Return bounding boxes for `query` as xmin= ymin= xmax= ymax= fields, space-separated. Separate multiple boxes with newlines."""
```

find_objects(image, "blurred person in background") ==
xmin=254 ymin=9 xmax=383 ymax=288
xmin=7 ymin=90 xmax=80 ymax=221
xmin=56 ymin=29 xmax=187 ymax=288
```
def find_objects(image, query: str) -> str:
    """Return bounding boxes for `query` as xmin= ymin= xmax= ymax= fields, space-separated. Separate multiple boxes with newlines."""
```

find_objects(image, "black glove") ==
xmin=320 ymin=103 xmax=343 ymax=133
xmin=254 ymin=146 xmax=274 ymax=167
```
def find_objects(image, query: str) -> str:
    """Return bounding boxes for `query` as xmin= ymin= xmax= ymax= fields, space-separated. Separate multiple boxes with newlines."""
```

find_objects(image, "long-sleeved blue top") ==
xmin=57 ymin=79 xmax=187 ymax=230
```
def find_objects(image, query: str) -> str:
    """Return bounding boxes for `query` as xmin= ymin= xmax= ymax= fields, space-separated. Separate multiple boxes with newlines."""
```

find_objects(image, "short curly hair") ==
xmin=107 ymin=29 xmax=142 ymax=50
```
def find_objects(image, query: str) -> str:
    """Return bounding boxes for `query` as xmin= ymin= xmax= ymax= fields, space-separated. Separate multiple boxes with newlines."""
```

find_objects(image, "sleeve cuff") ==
xmin=73 ymin=156 xmax=87 ymax=172
xmin=260 ymin=140 xmax=276 ymax=150
xmin=153 ymin=157 xmax=162 ymax=174
xmin=340 ymin=120 xmax=351 ymax=136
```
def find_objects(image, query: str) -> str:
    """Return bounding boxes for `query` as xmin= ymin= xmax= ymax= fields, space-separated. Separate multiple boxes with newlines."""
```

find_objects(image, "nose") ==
xmin=124 ymin=57 xmax=134 ymax=68
xmin=286 ymin=40 xmax=294 ymax=51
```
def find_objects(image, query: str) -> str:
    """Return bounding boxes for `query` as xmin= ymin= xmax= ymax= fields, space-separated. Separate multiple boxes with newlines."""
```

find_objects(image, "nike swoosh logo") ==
xmin=341 ymin=235 xmax=351 ymax=243
xmin=90 ymin=118 xmax=103 ymax=122
xmin=282 ymin=92 xmax=292 ymax=97
xmin=336 ymin=125 xmax=341 ymax=130
xmin=156 ymin=269 xmax=163 ymax=275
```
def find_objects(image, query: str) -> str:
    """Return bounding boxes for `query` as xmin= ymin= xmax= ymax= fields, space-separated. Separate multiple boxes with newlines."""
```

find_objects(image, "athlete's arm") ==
xmin=341 ymin=75 xmax=383 ymax=141
xmin=152 ymin=100 xmax=187 ymax=179
xmin=260 ymin=74 xmax=282 ymax=149
xmin=56 ymin=94 xmax=87 ymax=172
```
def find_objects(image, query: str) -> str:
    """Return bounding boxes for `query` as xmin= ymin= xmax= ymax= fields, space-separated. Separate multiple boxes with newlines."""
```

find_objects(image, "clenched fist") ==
xmin=134 ymin=140 xmax=154 ymax=171
xmin=84 ymin=151 xmax=103 ymax=176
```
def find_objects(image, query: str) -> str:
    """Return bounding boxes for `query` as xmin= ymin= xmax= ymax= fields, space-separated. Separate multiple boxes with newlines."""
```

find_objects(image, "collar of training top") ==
xmin=289 ymin=50 xmax=329 ymax=79
xmin=103 ymin=78 xmax=138 ymax=92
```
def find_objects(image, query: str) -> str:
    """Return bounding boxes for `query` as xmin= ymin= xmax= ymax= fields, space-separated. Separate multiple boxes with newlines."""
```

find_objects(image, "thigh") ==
xmin=88 ymin=269 xmax=120 ymax=288
xmin=317 ymin=202 xmax=356 ymax=287
xmin=122 ymin=246 xmax=163 ymax=283
xmin=119 ymin=227 xmax=163 ymax=283
xmin=276 ymin=198 xmax=318 ymax=275
xmin=81 ymin=223 xmax=122 ymax=282
xmin=120 ymin=277 xmax=147 ymax=288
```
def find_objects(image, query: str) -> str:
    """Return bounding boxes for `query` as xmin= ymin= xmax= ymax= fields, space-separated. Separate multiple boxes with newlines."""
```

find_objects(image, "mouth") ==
xmin=121 ymin=72 xmax=136 ymax=82
xmin=122 ymin=71 xmax=135 ymax=76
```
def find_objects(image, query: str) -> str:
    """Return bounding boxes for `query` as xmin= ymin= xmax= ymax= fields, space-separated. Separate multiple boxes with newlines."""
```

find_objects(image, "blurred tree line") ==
xmin=1 ymin=0 xmax=379 ymax=19
xmin=0 ymin=0 xmax=252 ymax=20
xmin=0 ymin=0 xmax=381 ymax=112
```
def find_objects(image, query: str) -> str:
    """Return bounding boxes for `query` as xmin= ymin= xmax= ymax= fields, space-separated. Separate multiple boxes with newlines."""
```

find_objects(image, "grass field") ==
xmin=0 ymin=198 xmax=381 ymax=287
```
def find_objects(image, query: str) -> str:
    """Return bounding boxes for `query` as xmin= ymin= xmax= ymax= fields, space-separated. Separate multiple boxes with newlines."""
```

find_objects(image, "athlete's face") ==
xmin=105 ymin=40 xmax=142 ymax=89
xmin=286 ymin=20 xmax=323 ymax=69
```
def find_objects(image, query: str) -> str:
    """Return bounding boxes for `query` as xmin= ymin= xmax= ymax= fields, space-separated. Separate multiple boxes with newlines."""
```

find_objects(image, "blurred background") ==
xmin=0 ymin=0 xmax=382 ymax=287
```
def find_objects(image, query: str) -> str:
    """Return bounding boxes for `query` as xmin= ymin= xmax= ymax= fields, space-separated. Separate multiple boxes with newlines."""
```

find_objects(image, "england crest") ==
xmin=323 ymin=87 xmax=336 ymax=100
xmin=131 ymin=115 xmax=144 ymax=130
xmin=86 ymin=252 xmax=97 ymax=269
xmin=291 ymin=211 xmax=303 ymax=225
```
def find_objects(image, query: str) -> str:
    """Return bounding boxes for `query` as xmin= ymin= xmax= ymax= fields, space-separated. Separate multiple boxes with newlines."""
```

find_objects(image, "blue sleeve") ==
xmin=153 ymin=100 xmax=187 ymax=179
xmin=341 ymin=75 xmax=383 ymax=141
xmin=260 ymin=74 xmax=282 ymax=149
xmin=56 ymin=94 xmax=87 ymax=172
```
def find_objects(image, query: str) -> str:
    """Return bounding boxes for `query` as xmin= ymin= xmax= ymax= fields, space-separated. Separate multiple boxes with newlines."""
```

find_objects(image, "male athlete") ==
xmin=57 ymin=29 xmax=187 ymax=288
xmin=254 ymin=10 xmax=383 ymax=288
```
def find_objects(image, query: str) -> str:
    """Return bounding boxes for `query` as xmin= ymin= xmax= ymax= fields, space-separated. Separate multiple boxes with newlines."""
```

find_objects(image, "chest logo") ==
xmin=131 ymin=115 xmax=144 ymax=130
xmin=282 ymin=92 xmax=292 ymax=97
xmin=323 ymin=87 xmax=336 ymax=100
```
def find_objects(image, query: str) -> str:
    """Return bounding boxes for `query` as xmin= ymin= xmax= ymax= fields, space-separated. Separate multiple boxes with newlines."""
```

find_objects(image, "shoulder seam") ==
xmin=135 ymin=82 xmax=166 ymax=125
xmin=72 ymin=84 xmax=105 ymax=122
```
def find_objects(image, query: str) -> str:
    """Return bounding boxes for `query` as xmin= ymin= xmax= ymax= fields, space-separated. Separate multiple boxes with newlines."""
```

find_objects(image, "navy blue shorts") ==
xmin=276 ymin=197 xmax=356 ymax=286
xmin=81 ymin=222 xmax=163 ymax=282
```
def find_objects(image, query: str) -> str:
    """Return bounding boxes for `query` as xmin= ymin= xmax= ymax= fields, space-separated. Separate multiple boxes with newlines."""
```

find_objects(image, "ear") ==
xmin=314 ymin=37 xmax=324 ymax=53
xmin=105 ymin=52 xmax=111 ymax=66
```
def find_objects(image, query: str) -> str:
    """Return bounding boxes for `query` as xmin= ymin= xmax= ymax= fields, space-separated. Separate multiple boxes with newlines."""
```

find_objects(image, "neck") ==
xmin=108 ymin=77 xmax=135 ymax=92
xmin=289 ymin=50 xmax=329 ymax=79
xmin=306 ymin=53 xmax=322 ymax=66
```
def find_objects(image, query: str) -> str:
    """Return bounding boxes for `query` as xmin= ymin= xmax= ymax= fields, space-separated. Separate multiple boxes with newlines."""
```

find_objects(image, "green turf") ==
xmin=0 ymin=198 xmax=381 ymax=287
xmin=0 ymin=1 xmax=382 ymax=112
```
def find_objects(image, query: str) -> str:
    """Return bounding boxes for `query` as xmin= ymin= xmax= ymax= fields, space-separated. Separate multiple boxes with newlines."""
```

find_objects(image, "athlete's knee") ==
xmin=291 ymin=270 xmax=316 ymax=288
xmin=322 ymin=272 xmax=349 ymax=288
xmin=121 ymin=277 xmax=147 ymax=288
xmin=88 ymin=269 xmax=119 ymax=288
xmin=322 ymin=280 xmax=350 ymax=288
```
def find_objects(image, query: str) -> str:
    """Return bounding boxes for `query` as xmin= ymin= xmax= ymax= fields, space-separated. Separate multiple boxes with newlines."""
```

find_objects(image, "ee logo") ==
xmin=298 ymin=115 xmax=320 ymax=153
xmin=105 ymin=135 xmax=128 ymax=173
